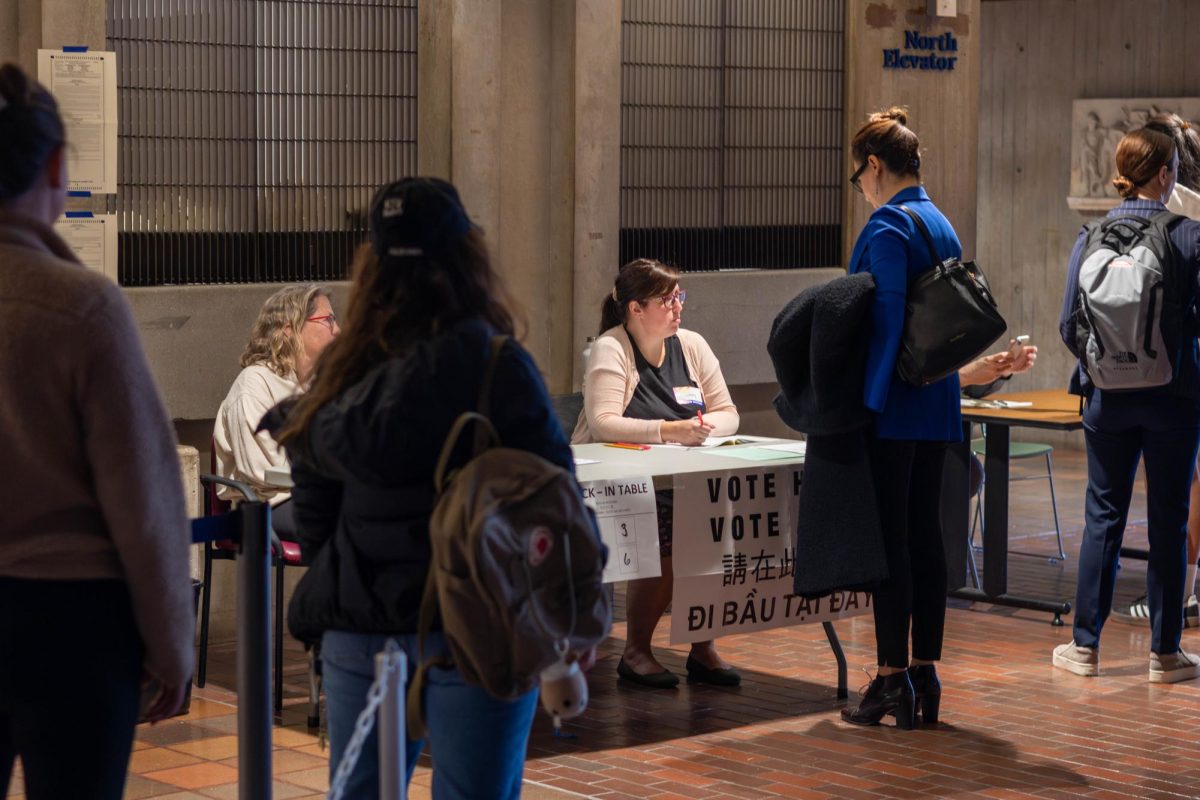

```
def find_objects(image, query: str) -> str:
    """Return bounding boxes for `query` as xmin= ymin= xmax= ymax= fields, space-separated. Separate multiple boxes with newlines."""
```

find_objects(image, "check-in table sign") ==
xmin=669 ymin=465 xmax=871 ymax=644
xmin=580 ymin=476 xmax=662 ymax=582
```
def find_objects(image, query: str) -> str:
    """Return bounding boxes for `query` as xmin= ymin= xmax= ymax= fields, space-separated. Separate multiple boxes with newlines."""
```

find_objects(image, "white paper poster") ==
xmin=54 ymin=213 xmax=118 ymax=281
xmin=669 ymin=465 xmax=871 ymax=644
xmin=579 ymin=476 xmax=661 ymax=583
xmin=37 ymin=50 xmax=119 ymax=194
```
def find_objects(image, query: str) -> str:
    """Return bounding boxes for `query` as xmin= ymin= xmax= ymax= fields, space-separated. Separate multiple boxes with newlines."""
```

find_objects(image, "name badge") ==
xmin=673 ymin=386 xmax=704 ymax=409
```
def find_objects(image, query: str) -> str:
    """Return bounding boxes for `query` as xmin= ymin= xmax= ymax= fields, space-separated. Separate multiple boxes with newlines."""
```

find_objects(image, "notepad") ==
xmin=704 ymin=446 xmax=802 ymax=462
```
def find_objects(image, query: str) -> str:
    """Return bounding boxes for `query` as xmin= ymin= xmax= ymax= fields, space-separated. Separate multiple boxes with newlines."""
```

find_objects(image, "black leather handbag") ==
xmin=895 ymin=205 xmax=1007 ymax=387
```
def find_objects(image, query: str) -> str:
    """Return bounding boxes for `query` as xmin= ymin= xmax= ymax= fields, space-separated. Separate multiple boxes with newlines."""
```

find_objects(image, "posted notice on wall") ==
xmin=579 ymin=476 xmax=661 ymax=583
xmin=54 ymin=214 xmax=118 ymax=281
xmin=669 ymin=466 xmax=871 ymax=644
xmin=37 ymin=49 xmax=118 ymax=194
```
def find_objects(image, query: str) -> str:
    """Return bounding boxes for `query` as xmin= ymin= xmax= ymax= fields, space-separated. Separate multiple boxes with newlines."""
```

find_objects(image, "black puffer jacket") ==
xmin=262 ymin=318 xmax=573 ymax=644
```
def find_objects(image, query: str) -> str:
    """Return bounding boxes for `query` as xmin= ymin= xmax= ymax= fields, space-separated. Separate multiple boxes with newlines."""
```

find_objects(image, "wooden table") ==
xmin=944 ymin=390 xmax=1083 ymax=624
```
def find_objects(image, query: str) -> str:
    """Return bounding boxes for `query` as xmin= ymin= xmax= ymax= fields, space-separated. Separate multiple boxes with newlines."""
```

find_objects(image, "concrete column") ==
xmin=41 ymin=0 xmax=105 ymax=52
xmin=417 ymin=0 xmax=452 ymax=179
xmin=450 ymin=0 xmax=502 ymax=249
xmin=571 ymin=0 xmax=621 ymax=388
xmin=843 ymin=0 xmax=981 ymax=260
xmin=418 ymin=0 xmax=600 ymax=392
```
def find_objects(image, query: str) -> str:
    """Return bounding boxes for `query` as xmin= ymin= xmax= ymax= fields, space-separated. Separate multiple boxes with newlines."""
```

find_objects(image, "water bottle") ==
xmin=581 ymin=336 xmax=597 ymax=376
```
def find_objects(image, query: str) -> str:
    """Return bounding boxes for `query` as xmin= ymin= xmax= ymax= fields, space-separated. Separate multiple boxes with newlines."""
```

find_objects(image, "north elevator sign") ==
xmin=883 ymin=30 xmax=959 ymax=71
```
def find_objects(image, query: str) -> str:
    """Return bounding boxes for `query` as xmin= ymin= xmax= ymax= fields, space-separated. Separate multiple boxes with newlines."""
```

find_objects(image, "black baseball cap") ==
xmin=368 ymin=177 xmax=475 ymax=262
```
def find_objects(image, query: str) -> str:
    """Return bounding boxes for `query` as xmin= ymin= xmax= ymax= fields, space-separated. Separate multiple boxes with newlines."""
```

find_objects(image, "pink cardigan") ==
xmin=571 ymin=325 xmax=739 ymax=444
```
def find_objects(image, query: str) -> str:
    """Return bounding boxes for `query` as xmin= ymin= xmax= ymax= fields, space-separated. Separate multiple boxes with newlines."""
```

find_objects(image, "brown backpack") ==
xmin=406 ymin=336 xmax=611 ymax=738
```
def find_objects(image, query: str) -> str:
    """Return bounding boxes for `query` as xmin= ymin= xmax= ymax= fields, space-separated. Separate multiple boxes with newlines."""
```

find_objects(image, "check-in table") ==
xmin=943 ymin=390 xmax=1082 ymax=624
xmin=574 ymin=439 xmax=857 ymax=699
xmin=270 ymin=440 xmax=859 ymax=698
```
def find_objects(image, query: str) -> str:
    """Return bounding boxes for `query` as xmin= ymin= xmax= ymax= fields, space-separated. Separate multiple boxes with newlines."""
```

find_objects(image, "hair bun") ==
xmin=1112 ymin=175 xmax=1136 ymax=199
xmin=870 ymin=106 xmax=909 ymax=126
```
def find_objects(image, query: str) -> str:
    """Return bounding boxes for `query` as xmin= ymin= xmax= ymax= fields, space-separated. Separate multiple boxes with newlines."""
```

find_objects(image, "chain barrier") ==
xmin=327 ymin=639 xmax=404 ymax=800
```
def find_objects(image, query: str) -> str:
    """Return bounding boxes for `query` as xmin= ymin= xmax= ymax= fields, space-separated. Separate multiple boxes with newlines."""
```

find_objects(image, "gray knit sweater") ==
xmin=0 ymin=211 xmax=193 ymax=686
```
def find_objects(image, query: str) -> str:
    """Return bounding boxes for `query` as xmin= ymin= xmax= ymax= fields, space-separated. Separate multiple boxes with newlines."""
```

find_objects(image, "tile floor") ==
xmin=8 ymin=445 xmax=1200 ymax=799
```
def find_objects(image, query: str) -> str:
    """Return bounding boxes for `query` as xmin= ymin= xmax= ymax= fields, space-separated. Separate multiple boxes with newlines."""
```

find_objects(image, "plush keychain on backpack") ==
xmin=539 ymin=645 xmax=588 ymax=735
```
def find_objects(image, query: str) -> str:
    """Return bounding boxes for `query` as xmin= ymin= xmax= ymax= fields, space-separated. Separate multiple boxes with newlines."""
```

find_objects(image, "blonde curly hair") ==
xmin=239 ymin=284 xmax=331 ymax=377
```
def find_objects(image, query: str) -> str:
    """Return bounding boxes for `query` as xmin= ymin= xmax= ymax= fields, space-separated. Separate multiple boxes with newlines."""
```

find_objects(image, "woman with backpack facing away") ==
xmin=265 ymin=177 xmax=588 ymax=798
xmin=838 ymin=108 xmax=962 ymax=730
xmin=1056 ymin=127 xmax=1200 ymax=683
xmin=1113 ymin=113 xmax=1200 ymax=629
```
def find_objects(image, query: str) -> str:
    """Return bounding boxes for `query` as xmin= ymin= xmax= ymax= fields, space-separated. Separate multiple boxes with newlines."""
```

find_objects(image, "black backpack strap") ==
xmin=898 ymin=205 xmax=942 ymax=267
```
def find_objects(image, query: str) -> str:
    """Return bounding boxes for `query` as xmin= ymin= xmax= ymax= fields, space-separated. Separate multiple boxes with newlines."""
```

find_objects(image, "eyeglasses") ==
xmin=655 ymin=290 xmax=687 ymax=308
xmin=849 ymin=160 xmax=869 ymax=194
xmin=305 ymin=313 xmax=338 ymax=331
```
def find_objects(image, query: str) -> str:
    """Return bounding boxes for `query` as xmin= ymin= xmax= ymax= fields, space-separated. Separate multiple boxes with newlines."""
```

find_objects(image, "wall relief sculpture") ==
xmin=1069 ymin=98 xmax=1200 ymax=211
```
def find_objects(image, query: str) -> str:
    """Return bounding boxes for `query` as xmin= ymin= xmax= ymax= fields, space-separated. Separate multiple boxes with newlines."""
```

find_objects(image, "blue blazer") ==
xmin=848 ymin=185 xmax=963 ymax=441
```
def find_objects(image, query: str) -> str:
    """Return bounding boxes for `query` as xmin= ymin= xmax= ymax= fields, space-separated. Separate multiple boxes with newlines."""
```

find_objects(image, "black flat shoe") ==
xmin=617 ymin=658 xmax=679 ymax=689
xmin=907 ymin=664 xmax=941 ymax=724
xmin=841 ymin=671 xmax=915 ymax=729
xmin=685 ymin=655 xmax=742 ymax=687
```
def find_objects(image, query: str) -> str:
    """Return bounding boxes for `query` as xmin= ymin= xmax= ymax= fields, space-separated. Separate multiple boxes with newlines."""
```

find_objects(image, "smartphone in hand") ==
xmin=1007 ymin=334 xmax=1030 ymax=360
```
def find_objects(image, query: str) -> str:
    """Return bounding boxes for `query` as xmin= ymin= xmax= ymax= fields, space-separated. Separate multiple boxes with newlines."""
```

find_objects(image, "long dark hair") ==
xmin=0 ymin=63 xmax=66 ymax=202
xmin=598 ymin=258 xmax=680 ymax=335
xmin=277 ymin=228 xmax=521 ymax=444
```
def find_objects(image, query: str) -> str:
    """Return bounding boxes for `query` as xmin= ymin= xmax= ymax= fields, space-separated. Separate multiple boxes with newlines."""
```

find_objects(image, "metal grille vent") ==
xmin=106 ymin=0 xmax=417 ymax=286
xmin=621 ymin=0 xmax=844 ymax=271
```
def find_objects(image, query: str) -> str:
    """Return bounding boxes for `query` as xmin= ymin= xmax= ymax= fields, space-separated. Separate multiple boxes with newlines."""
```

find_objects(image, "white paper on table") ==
xmin=54 ymin=214 xmax=118 ymax=281
xmin=573 ymin=457 xmax=601 ymax=466
xmin=761 ymin=441 xmax=807 ymax=455
xmin=698 ymin=435 xmax=776 ymax=447
xmin=37 ymin=50 xmax=118 ymax=194
xmin=578 ymin=476 xmax=661 ymax=583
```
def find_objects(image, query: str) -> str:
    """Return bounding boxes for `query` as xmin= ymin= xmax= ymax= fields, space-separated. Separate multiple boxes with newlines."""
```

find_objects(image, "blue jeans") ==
xmin=321 ymin=630 xmax=539 ymax=800
xmin=1074 ymin=391 xmax=1200 ymax=654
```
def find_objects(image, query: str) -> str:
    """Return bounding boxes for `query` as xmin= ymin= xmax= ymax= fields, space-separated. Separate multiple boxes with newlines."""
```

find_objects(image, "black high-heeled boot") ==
xmin=907 ymin=664 xmax=941 ymax=725
xmin=841 ymin=671 xmax=915 ymax=729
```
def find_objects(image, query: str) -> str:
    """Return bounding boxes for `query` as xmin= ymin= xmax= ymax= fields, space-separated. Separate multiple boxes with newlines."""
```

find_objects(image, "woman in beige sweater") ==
xmin=0 ymin=64 xmax=193 ymax=799
xmin=572 ymin=258 xmax=740 ymax=688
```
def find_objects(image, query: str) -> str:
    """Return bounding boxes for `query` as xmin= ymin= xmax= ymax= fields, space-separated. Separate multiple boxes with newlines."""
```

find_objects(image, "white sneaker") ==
xmin=1053 ymin=641 xmax=1099 ymax=677
xmin=1149 ymin=649 xmax=1200 ymax=683
xmin=1185 ymin=595 xmax=1199 ymax=629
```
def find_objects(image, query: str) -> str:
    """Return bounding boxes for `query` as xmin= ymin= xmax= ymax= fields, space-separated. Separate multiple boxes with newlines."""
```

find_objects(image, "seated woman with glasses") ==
xmin=572 ymin=258 xmax=741 ymax=688
xmin=213 ymin=284 xmax=339 ymax=537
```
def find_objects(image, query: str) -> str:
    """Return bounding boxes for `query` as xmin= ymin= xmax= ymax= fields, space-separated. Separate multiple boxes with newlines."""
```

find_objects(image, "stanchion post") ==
xmin=237 ymin=501 xmax=273 ymax=800
xmin=377 ymin=648 xmax=408 ymax=799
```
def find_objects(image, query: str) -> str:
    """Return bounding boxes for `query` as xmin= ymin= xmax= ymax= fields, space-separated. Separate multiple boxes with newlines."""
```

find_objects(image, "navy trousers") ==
xmin=1074 ymin=391 xmax=1200 ymax=654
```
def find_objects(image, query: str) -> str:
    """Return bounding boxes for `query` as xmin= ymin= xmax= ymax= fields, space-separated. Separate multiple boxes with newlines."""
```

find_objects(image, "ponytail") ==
xmin=599 ymin=259 xmax=680 ymax=336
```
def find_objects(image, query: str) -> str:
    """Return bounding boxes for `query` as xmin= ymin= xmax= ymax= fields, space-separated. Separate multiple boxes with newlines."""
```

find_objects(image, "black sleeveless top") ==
xmin=622 ymin=332 xmax=705 ymax=422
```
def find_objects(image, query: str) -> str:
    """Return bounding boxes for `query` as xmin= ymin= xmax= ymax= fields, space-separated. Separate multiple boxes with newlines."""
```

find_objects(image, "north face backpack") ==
xmin=406 ymin=335 xmax=611 ymax=738
xmin=1075 ymin=211 xmax=1189 ymax=390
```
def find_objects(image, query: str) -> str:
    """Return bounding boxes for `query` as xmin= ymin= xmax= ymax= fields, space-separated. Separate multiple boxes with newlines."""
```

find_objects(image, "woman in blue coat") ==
xmin=841 ymin=108 xmax=962 ymax=730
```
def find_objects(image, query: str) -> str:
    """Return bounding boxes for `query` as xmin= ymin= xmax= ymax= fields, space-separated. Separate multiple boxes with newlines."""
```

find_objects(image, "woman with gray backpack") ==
xmin=1056 ymin=126 xmax=1200 ymax=684
xmin=264 ymin=177 xmax=609 ymax=798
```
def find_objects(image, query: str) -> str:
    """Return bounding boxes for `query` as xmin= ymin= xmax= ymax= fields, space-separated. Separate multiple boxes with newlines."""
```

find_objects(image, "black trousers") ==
xmin=0 ymin=577 xmax=143 ymax=800
xmin=867 ymin=437 xmax=950 ymax=668
xmin=1073 ymin=391 xmax=1200 ymax=654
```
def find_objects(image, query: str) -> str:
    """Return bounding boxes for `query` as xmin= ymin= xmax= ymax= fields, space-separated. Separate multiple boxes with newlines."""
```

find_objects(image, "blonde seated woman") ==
xmin=572 ymin=258 xmax=740 ymax=688
xmin=213 ymin=284 xmax=338 ymax=538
